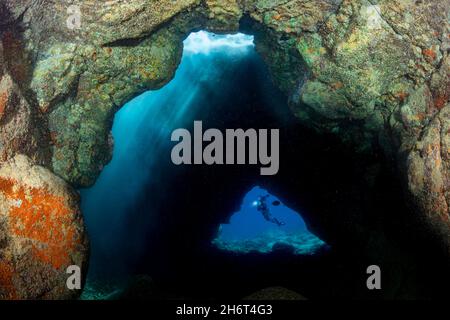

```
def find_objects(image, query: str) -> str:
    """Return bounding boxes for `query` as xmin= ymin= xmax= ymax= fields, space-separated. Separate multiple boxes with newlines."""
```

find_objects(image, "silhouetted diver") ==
xmin=256 ymin=195 xmax=285 ymax=226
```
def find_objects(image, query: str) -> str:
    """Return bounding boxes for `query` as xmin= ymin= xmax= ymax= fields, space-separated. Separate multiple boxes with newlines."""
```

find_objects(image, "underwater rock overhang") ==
xmin=0 ymin=0 xmax=449 ymax=299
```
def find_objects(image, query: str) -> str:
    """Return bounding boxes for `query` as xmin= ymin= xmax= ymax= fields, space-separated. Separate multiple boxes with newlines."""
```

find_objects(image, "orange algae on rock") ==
xmin=423 ymin=48 xmax=437 ymax=62
xmin=0 ymin=177 xmax=80 ymax=270
xmin=434 ymin=94 xmax=448 ymax=110
xmin=0 ymin=155 xmax=88 ymax=299
xmin=395 ymin=91 xmax=409 ymax=103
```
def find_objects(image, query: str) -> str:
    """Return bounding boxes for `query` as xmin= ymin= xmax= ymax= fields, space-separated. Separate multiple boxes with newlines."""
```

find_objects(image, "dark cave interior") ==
xmin=80 ymin=31 xmax=448 ymax=301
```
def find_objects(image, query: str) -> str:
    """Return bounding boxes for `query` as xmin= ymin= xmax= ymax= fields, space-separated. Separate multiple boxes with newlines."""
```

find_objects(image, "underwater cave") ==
xmin=78 ymin=30 xmax=443 ymax=300
xmin=212 ymin=186 xmax=328 ymax=256
xmin=1 ymin=0 xmax=449 ymax=304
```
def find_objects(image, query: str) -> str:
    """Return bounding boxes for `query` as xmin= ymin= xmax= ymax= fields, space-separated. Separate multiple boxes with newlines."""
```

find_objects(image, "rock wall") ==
xmin=0 ymin=0 xmax=449 ymax=299
xmin=0 ymin=155 xmax=88 ymax=299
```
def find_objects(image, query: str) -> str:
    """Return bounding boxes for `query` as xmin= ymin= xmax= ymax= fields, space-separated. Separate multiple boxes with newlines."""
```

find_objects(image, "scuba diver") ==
xmin=255 ymin=194 xmax=285 ymax=226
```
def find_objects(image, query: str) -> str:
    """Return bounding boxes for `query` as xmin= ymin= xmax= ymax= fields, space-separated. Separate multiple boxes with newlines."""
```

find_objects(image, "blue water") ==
xmin=213 ymin=186 xmax=327 ymax=255
xmin=80 ymin=31 xmax=257 ymax=277
xmin=80 ymin=31 xmax=326 ymax=281
xmin=218 ymin=186 xmax=307 ymax=240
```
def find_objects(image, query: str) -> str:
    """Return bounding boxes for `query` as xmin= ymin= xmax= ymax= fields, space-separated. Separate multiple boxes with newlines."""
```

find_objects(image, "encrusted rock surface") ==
xmin=0 ymin=155 xmax=88 ymax=299
xmin=244 ymin=286 xmax=307 ymax=300
xmin=0 ymin=0 xmax=449 ymax=298
xmin=0 ymin=30 xmax=48 ymax=165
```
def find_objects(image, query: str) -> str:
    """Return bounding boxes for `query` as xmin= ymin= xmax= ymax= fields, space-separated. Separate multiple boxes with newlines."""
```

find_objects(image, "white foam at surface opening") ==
xmin=183 ymin=30 xmax=255 ymax=54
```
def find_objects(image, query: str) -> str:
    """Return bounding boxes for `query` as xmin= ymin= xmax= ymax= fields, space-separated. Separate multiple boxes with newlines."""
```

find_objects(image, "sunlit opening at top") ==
xmin=183 ymin=31 xmax=254 ymax=55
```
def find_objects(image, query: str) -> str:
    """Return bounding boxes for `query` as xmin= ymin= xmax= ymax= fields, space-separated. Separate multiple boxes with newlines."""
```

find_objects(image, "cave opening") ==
xmin=78 ymin=29 xmax=412 ymax=300
xmin=212 ymin=186 xmax=328 ymax=255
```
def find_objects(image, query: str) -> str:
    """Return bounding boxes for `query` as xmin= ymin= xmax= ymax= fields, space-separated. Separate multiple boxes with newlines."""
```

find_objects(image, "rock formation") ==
xmin=0 ymin=0 xmax=448 ymax=299
xmin=244 ymin=286 xmax=307 ymax=300
xmin=0 ymin=155 xmax=88 ymax=299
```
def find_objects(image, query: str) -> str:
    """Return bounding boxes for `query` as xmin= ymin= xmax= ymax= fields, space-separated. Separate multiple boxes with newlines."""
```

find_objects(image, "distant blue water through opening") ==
xmin=213 ymin=186 xmax=327 ymax=255
xmin=80 ymin=31 xmax=258 ymax=279
xmin=80 ymin=31 xmax=327 ymax=286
